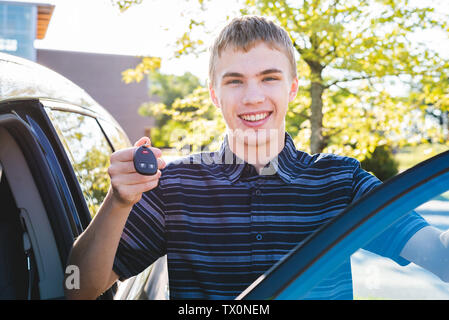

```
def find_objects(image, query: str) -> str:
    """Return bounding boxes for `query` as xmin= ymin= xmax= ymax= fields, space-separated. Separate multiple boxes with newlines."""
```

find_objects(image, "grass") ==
xmin=395 ymin=144 xmax=449 ymax=201
xmin=395 ymin=144 xmax=449 ymax=173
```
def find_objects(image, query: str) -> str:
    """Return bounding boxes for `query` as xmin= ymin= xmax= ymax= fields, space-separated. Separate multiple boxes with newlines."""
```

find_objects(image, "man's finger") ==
xmin=134 ymin=136 xmax=152 ymax=147
xmin=111 ymin=145 xmax=162 ymax=163
xmin=117 ymin=171 xmax=162 ymax=186
xmin=108 ymin=161 xmax=135 ymax=174
xmin=157 ymin=157 xmax=166 ymax=170
xmin=150 ymin=147 xmax=162 ymax=159
xmin=111 ymin=147 xmax=134 ymax=162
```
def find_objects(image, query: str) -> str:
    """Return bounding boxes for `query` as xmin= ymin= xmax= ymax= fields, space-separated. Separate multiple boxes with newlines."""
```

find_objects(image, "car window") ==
xmin=97 ymin=119 xmax=131 ymax=151
xmin=351 ymin=190 xmax=449 ymax=300
xmin=45 ymin=109 xmax=113 ymax=217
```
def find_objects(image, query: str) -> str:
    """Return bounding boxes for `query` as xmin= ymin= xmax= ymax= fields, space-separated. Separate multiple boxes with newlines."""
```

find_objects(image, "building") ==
xmin=0 ymin=0 xmax=53 ymax=61
xmin=0 ymin=0 xmax=156 ymax=144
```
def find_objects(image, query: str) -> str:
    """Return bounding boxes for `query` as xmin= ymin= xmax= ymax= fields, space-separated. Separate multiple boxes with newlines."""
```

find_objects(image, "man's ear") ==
xmin=288 ymin=77 xmax=299 ymax=102
xmin=209 ymin=82 xmax=220 ymax=108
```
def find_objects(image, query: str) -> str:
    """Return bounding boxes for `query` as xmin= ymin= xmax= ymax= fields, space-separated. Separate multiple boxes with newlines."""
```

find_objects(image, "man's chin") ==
xmin=230 ymin=128 xmax=282 ymax=147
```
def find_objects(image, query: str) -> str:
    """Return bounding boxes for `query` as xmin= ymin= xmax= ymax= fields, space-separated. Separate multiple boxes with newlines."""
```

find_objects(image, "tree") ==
xmin=360 ymin=144 xmax=399 ymax=181
xmin=239 ymin=0 xmax=449 ymax=155
xmin=112 ymin=0 xmax=143 ymax=12
xmin=409 ymin=65 xmax=449 ymax=142
xmin=148 ymin=86 xmax=226 ymax=152
xmin=138 ymin=70 xmax=203 ymax=147
xmin=114 ymin=0 xmax=449 ymax=164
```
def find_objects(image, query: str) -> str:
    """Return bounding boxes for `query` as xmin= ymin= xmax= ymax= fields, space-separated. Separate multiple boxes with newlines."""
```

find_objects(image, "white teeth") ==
xmin=240 ymin=112 xmax=269 ymax=122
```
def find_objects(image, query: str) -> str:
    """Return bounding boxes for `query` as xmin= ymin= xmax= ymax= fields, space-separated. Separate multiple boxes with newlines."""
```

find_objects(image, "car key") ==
xmin=133 ymin=145 xmax=158 ymax=175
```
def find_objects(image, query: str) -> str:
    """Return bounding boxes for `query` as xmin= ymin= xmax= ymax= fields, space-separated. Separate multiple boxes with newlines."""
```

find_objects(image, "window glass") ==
xmin=0 ymin=3 xmax=36 ymax=61
xmin=46 ymin=109 xmax=112 ymax=217
xmin=351 ymin=190 xmax=449 ymax=299
xmin=97 ymin=119 xmax=131 ymax=151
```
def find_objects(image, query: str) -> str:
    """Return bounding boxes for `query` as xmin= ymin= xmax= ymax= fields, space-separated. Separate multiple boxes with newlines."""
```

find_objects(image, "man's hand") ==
xmin=108 ymin=137 xmax=166 ymax=208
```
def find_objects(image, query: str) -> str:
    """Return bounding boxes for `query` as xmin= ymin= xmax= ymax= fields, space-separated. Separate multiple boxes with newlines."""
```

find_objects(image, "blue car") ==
xmin=238 ymin=149 xmax=449 ymax=299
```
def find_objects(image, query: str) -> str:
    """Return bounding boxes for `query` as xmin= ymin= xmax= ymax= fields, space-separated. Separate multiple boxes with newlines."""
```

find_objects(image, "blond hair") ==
xmin=209 ymin=15 xmax=297 ymax=87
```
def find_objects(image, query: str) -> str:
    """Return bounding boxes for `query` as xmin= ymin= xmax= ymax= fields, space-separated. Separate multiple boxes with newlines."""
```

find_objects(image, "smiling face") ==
xmin=209 ymin=41 xmax=298 ymax=152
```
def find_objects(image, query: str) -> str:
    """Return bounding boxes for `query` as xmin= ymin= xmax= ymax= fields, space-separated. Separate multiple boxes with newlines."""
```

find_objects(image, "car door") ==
xmin=0 ymin=98 xmax=125 ymax=299
xmin=43 ymin=100 xmax=169 ymax=300
xmin=42 ymin=101 xmax=126 ymax=299
xmin=0 ymin=99 xmax=77 ymax=299
xmin=237 ymin=150 xmax=449 ymax=300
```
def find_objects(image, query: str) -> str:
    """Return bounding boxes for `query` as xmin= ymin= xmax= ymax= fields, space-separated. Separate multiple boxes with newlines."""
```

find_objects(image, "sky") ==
xmin=30 ymin=0 xmax=242 ymax=82
xmin=10 ymin=0 xmax=449 ymax=84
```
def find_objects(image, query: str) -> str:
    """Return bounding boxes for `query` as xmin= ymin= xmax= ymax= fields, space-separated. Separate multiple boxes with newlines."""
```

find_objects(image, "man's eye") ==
xmin=226 ymin=79 xmax=242 ymax=85
xmin=263 ymin=77 xmax=278 ymax=82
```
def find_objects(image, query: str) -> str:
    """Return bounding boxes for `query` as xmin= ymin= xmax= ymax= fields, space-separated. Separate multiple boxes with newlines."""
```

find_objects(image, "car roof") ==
xmin=0 ymin=52 xmax=117 ymax=122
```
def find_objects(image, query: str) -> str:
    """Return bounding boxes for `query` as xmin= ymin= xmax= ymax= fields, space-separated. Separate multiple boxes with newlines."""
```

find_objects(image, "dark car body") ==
xmin=0 ymin=52 xmax=165 ymax=299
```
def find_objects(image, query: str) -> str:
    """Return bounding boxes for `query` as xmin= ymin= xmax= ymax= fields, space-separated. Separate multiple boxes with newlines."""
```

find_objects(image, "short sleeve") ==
xmin=351 ymin=162 xmax=429 ymax=266
xmin=113 ymin=183 xmax=167 ymax=281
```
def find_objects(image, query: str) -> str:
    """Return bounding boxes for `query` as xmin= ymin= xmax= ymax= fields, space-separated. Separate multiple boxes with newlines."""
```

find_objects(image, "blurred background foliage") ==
xmin=113 ymin=0 xmax=449 ymax=181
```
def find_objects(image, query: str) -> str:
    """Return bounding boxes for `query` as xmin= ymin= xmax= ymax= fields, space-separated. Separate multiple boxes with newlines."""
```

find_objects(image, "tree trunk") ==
xmin=309 ymin=68 xmax=325 ymax=154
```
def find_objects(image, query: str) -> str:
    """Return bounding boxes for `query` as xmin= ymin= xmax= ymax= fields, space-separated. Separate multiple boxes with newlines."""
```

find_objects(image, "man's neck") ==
xmin=227 ymin=130 xmax=285 ymax=174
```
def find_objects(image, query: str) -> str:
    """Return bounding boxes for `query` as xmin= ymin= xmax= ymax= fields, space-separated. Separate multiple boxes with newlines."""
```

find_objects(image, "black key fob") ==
xmin=133 ymin=145 xmax=158 ymax=175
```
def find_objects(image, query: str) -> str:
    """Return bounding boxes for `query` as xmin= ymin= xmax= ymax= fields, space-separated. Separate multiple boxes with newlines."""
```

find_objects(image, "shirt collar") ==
xmin=218 ymin=132 xmax=303 ymax=184
xmin=218 ymin=135 xmax=246 ymax=183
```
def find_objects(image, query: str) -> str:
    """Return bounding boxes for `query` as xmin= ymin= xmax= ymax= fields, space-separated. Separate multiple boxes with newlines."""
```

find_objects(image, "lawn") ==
xmin=395 ymin=144 xmax=449 ymax=173
xmin=395 ymin=144 xmax=449 ymax=200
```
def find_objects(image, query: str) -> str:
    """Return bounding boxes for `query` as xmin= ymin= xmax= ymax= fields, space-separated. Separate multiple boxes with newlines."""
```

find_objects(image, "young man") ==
xmin=66 ymin=16 xmax=449 ymax=300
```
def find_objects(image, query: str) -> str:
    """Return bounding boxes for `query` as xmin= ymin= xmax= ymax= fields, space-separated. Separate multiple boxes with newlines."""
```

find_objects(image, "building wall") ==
xmin=37 ymin=49 xmax=156 ymax=144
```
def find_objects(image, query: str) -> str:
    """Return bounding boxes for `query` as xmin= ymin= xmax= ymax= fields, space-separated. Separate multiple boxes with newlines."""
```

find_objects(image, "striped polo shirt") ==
xmin=113 ymin=132 xmax=428 ymax=299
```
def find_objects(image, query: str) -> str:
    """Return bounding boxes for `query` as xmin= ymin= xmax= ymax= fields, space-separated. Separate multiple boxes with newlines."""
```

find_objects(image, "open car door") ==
xmin=238 ymin=150 xmax=449 ymax=300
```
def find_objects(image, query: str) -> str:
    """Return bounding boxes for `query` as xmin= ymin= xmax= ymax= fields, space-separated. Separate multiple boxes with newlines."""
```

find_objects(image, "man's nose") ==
xmin=242 ymin=83 xmax=265 ymax=105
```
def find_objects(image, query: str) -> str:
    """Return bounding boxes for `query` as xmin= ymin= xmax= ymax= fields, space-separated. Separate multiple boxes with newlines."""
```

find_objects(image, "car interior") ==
xmin=0 ymin=124 xmax=65 ymax=299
